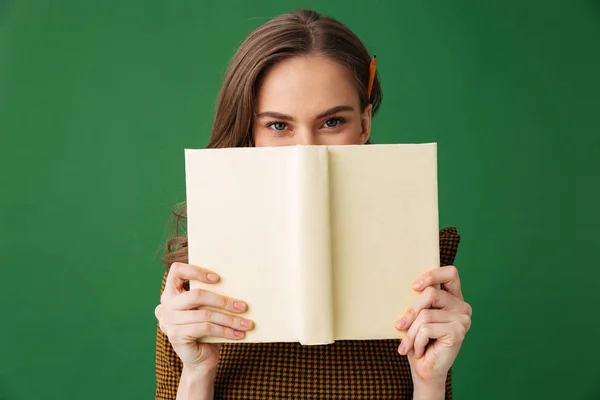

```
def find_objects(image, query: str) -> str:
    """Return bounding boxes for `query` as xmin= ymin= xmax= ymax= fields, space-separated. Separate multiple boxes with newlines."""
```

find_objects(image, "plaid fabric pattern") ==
xmin=156 ymin=227 xmax=461 ymax=399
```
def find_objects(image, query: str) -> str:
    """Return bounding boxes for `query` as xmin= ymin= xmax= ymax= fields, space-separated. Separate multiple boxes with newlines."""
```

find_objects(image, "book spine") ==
xmin=293 ymin=146 xmax=334 ymax=345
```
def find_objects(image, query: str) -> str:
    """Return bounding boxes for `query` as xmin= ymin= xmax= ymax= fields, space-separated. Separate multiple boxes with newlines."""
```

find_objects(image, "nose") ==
xmin=295 ymin=128 xmax=318 ymax=145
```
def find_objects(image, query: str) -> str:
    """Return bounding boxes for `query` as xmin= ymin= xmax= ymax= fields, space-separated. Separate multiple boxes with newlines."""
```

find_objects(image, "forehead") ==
xmin=255 ymin=55 xmax=360 ymax=115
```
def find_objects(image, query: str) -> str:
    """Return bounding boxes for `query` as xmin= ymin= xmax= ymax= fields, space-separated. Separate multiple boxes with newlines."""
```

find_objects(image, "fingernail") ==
xmin=240 ymin=319 xmax=251 ymax=328
xmin=396 ymin=319 xmax=407 ymax=330
xmin=413 ymin=280 xmax=423 ymax=290
xmin=234 ymin=330 xmax=244 ymax=338
xmin=207 ymin=273 xmax=219 ymax=282
xmin=234 ymin=301 xmax=246 ymax=311
xmin=398 ymin=343 xmax=406 ymax=355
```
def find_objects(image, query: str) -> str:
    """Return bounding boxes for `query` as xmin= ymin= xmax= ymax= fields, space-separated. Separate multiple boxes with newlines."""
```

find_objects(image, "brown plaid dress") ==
xmin=155 ymin=227 xmax=460 ymax=399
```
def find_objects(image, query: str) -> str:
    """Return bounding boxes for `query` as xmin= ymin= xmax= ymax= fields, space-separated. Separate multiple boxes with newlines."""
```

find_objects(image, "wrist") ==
xmin=412 ymin=378 xmax=446 ymax=400
xmin=177 ymin=366 xmax=216 ymax=400
xmin=183 ymin=364 xmax=217 ymax=379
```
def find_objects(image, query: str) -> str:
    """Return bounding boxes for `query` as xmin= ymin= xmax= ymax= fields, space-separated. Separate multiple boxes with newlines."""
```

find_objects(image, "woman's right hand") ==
xmin=155 ymin=262 xmax=254 ymax=374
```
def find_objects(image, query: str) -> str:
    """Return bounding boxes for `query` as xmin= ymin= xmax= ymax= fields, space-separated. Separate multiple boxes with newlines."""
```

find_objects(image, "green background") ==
xmin=1 ymin=0 xmax=599 ymax=399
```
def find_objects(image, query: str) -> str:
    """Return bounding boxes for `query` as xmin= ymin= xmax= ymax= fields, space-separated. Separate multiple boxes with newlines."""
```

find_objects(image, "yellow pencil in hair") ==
xmin=367 ymin=55 xmax=377 ymax=100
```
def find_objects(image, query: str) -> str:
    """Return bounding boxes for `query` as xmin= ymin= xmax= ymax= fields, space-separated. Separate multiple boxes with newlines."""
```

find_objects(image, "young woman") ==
xmin=154 ymin=9 xmax=472 ymax=400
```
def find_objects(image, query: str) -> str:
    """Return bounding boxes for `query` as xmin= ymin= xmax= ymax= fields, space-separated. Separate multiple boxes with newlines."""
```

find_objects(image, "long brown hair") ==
xmin=162 ymin=9 xmax=383 ymax=268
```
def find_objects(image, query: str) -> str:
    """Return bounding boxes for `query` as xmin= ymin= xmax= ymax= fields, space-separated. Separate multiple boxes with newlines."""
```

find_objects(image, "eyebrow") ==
xmin=255 ymin=105 xmax=354 ymax=121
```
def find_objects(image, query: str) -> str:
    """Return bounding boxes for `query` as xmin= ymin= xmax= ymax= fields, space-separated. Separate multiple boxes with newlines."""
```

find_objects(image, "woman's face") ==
xmin=252 ymin=54 xmax=372 ymax=147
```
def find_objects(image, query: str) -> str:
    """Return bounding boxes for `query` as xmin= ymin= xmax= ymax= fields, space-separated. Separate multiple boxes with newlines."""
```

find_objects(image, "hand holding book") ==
xmin=397 ymin=265 xmax=472 ymax=393
xmin=154 ymin=262 xmax=254 ymax=374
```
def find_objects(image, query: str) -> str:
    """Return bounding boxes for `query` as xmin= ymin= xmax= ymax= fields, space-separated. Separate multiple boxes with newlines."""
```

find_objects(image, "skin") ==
xmin=155 ymin=54 xmax=472 ymax=400
xmin=252 ymin=54 xmax=372 ymax=146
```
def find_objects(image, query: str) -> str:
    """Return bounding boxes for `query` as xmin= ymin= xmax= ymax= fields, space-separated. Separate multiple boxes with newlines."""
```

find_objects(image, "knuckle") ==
xmin=193 ymin=289 xmax=206 ymax=304
xmin=412 ymin=309 xmax=426 ymax=325
xmin=459 ymin=326 xmax=467 ymax=341
xmin=405 ymin=325 xmax=416 ymax=340
xmin=420 ymin=309 xmax=433 ymax=323
xmin=208 ymin=322 xmax=223 ymax=338
xmin=198 ymin=322 xmax=211 ymax=336
xmin=455 ymin=321 xmax=467 ymax=340
xmin=155 ymin=306 xmax=170 ymax=331
xmin=463 ymin=302 xmax=473 ymax=316
xmin=447 ymin=265 xmax=459 ymax=279
xmin=170 ymin=262 xmax=182 ymax=275
xmin=226 ymin=314 xmax=237 ymax=327
xmin=423 ymin=271 xmax=434 ymax=286
xmin=160 ymin=310 xmax=172 ymax=326
xmin=424 ymin=286 xmax=437 ymax=302
xmin=221 ymin=296 xmax=231 ymax=310
xmin=226 ymin=327 xmax=238 ymax=339
xmin=166 ymin=325 xmax=180 ymax=342
xmin=464 ymin=315 xmax=472 ymax=331
xmin=421 ymin=323 xmax=433 ymax=336
xmin=200 ymin=309 xmax=213 ymax=321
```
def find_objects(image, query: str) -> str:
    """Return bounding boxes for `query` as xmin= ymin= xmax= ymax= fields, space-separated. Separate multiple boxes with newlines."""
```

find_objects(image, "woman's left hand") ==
xmin=395 ymin=265 xmax=472 ymax=387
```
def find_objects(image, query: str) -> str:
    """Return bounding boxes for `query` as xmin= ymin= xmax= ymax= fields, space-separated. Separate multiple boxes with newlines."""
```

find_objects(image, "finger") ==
xmin=155 ymin=304 xmax=168 ymax=333
xmin=411 ymin=286 xmax=465 ymax=313
xmin=169 ymin=309 xmax=254 ymax=331
xmin=396 ymin=286 xmax=464 ymax=331
xmin=398 ymin=310 xmax=465 ymax=355
xmin=413 ymin=323 xmax=438 ymax=359
xmin=171 ymin=288 xmax=247 ymax=313
xmin=412 ymin=321 xmax=467 ymax=359
xmin=163 ymin=262 xmax=220 ymax=299
xmin=413 ymin=265 xmax=463 ymax=300
xmin=167 ymin=322 xmax=246 ymax=343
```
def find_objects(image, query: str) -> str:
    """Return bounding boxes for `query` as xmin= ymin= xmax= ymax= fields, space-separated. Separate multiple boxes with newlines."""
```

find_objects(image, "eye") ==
xmin=323 ymin=117 xmax=345 ymax=128
xmin=267 ymin=122 xmax=288 ymax=131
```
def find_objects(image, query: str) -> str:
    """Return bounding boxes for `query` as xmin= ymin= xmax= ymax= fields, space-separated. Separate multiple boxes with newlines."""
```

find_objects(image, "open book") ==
xmin=184 ymin=143 xmax=440 ymax=345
